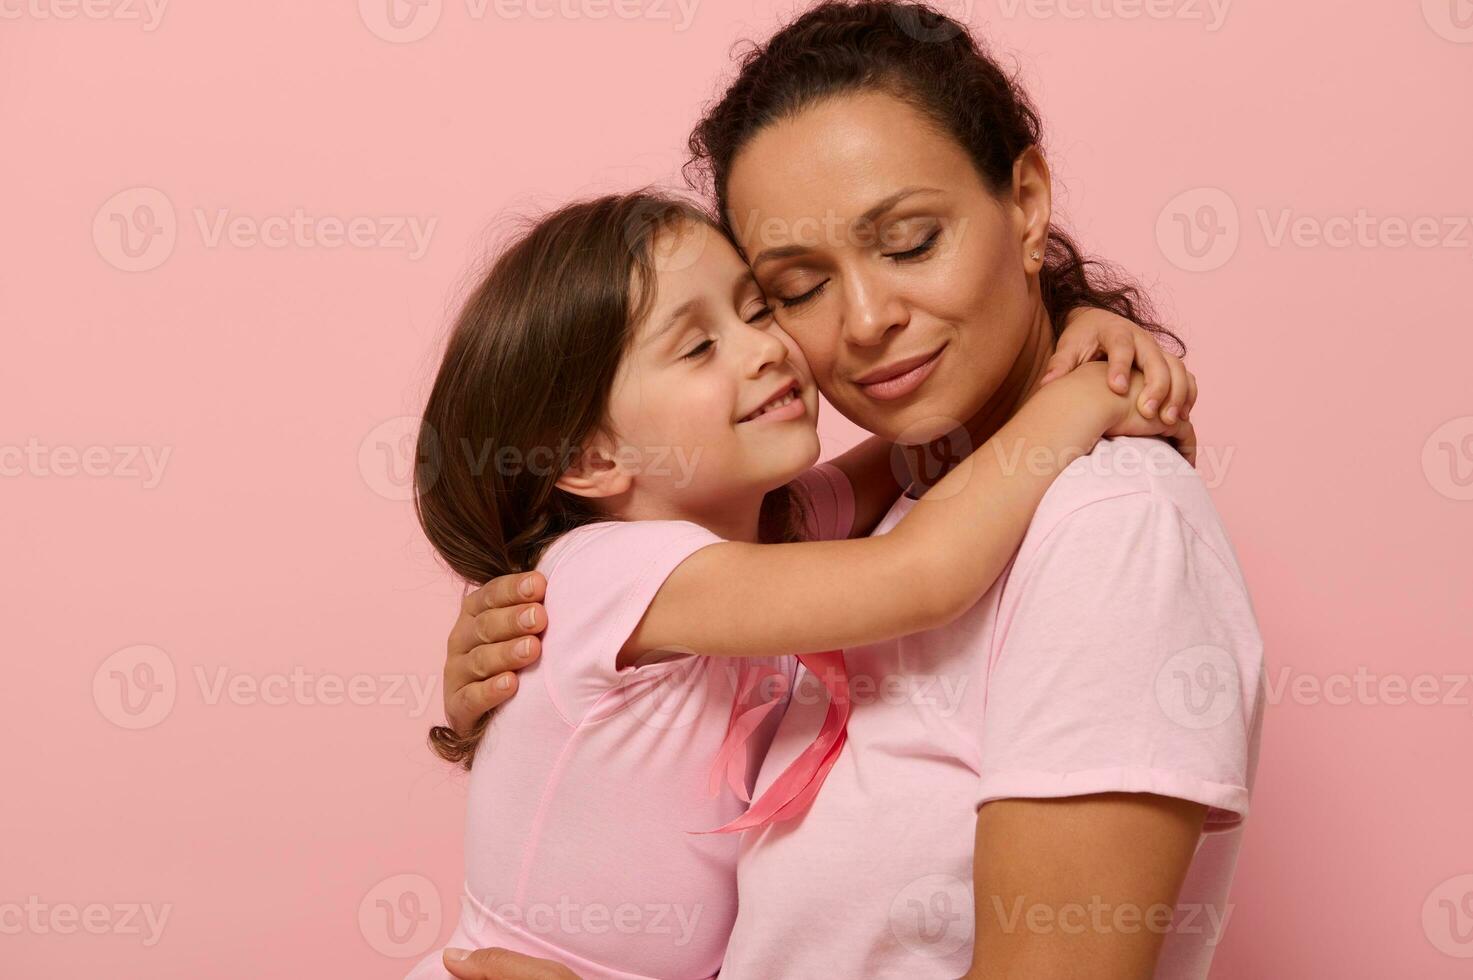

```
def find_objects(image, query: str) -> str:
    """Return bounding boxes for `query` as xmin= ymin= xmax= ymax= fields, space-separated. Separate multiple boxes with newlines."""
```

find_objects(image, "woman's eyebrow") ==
xmin=749 ymin=186 xmax=945 ymax=268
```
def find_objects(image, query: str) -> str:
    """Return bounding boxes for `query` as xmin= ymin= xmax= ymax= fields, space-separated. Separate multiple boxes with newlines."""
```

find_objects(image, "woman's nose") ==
xmin=842 ymin=266 xmax=909 ymax=346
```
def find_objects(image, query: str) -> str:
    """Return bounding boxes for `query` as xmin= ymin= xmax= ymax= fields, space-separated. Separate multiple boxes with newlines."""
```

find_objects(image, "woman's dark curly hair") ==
xmin=686 ymin=0 xmax=1181 ymax=353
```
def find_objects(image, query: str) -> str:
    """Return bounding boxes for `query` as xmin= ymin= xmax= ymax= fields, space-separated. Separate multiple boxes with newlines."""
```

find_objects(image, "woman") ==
xmin=432 ymin=3 xmax=1263 ymax=977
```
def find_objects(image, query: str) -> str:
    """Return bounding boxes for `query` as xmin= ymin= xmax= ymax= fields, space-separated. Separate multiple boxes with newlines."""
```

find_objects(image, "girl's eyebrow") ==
xmin=749 ymin=186 xmax=945 ymax=269
xmin=646 ymin=297 xmax=701 ymax=348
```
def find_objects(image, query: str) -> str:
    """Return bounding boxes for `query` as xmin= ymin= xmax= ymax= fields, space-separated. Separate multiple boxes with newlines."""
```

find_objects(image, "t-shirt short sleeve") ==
xmin=791 ymin=461 xmax=856 ymax=542
xmin=977 ymin=489 xmax=1265 ymax=831
xmin=534 ymin=519 xmax=726 ymax=724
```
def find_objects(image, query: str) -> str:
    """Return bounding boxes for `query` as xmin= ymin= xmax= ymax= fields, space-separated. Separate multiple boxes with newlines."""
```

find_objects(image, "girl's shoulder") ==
xmin=536 ymin=518 xmax=727 ymax=585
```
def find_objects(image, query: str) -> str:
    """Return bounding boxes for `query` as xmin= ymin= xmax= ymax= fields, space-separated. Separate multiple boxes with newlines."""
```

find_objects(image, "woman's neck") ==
xmin=900 ymin=305 xmax=1056 ymax=499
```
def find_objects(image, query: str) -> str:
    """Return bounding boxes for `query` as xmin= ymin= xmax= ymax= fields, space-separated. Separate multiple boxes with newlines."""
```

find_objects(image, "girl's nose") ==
xmin=743 ymin=321 xmax=791 ymax=377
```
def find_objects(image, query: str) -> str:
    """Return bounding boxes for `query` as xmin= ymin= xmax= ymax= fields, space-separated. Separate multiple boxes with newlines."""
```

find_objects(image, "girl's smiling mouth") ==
xmin=737 ymin=379 xmax=805 ymax=424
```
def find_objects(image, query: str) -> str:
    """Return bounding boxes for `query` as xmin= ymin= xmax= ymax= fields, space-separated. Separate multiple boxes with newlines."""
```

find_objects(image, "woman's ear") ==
xmin=554 ymin=433 xmax=633 ymax=501
xmin=1011 ymin=145 xmax=1053 ymax=272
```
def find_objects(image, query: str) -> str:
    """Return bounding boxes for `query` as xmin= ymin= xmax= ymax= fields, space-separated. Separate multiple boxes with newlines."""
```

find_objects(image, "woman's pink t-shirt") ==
xmin=719 ymin=437 xmax=1266 ymax=979
xmin=406 ymin=463 xmax=855 ymax=980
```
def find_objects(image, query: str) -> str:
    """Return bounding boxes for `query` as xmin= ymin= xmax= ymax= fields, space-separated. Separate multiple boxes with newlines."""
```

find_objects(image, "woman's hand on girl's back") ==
xmin=441 ymin=572 xmax=548 ymax=734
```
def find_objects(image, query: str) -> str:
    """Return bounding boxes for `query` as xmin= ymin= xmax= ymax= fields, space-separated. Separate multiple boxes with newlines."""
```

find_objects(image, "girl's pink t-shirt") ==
xmin=406 ymin=463 xmax=855 ymax=980
xmin=719 ymin=437 xmax=1266 ymax=980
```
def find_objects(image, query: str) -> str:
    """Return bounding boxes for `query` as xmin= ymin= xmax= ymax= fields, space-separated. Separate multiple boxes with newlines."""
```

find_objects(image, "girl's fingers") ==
xmin=1101 ymin=327 xmax=1131 ymax=392
xmin=1038 ymin=343 xmax=1089 ymax=387
xmin=1184 ymin=370 xmax=1199 ymax=420
xmin=1159 ymin=355 xmax=1191 ymax=425
xmin=1171 ymin=419 xmax=1198 ymax=467
xmin=1131 ymin=334 xmax=1172 ymax=418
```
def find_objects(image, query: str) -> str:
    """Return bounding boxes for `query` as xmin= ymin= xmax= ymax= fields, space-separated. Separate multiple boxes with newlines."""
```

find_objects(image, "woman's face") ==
xmin=726 ymin=90 xmax=1051 ymax=446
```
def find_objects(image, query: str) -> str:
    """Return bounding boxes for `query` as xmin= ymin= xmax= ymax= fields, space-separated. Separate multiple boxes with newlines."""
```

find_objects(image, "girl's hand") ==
xmin=1104 ymin=368 xmax=1198 ymax=466
xmin=1040 ymin=308 xmax=1197 ymax=426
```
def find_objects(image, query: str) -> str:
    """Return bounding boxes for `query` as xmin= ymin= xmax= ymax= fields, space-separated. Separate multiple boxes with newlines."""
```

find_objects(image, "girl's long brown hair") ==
xmin=685 ymin=0 xmax=1182 ymax=354
xmin=415 ymin=193 xmax=810 ymax=767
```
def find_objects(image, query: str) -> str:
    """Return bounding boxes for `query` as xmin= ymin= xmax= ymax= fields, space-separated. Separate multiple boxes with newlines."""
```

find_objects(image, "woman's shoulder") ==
xmin=1018 ymin=436 xmax=1242 ymax=579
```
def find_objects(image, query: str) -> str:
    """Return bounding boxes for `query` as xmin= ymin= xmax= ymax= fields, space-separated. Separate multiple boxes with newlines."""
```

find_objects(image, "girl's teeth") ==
xmin=749 ymin=391 xmax=795 ymax=421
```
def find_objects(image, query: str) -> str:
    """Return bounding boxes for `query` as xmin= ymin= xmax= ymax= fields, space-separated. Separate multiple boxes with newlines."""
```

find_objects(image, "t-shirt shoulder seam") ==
xmin=1022 ymin=482 xmax=1240 ymax=585
xmin=543 ymin=524 xmax=722 ymax=727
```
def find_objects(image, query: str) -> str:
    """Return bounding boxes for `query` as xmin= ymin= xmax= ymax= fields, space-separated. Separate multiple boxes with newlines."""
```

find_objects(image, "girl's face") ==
xmin=598 ymin=219 xmax=822 ymax=512
xmin=725 ymin=90 xmax=1051 ymax=446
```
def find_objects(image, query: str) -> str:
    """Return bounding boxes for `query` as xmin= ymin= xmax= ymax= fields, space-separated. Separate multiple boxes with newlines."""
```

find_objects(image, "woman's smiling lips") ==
xmin=854 ymin=344 xmax=947 ymax=401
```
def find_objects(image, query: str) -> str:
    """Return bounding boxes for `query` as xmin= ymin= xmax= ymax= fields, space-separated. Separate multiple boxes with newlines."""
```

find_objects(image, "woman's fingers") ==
xmin=468 ymin=635 xmax=541 ymax=682
xmin=444 ymin=947 xmax=580 ymax=979
xmin=444 ymin=572 xmax=547 ymax=733
xmin=447 ymin=597 xmax=544 ymax=669
xmin=461 ymin=571 xmax=546 ymax=617
xmin=445 ymin=675 xmax=518 ymax=736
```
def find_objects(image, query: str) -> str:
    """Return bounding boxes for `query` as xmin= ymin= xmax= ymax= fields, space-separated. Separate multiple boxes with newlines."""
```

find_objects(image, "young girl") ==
xmin=406 ymin=192 xmax=1192 ymax=980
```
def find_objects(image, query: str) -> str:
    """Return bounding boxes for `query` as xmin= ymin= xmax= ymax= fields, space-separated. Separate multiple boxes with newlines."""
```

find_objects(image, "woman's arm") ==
xmin=619 ymin=363 xmax=1176 ymax=665
xmin=966 ymin=793 xmax=1206 ymax=978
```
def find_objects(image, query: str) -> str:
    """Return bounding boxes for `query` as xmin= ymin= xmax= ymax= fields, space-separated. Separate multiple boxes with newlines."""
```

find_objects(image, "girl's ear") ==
xmin=554 ymin=433 xmax=634 ymax=500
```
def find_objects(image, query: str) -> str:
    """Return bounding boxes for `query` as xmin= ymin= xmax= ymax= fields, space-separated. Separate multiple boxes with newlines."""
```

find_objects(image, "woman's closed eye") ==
xmin=775 ymin=280 xmax=828 ymax=310
xmin=772 ymin=229 xmax=940 ymax=309
xmin=883 ymin=228 xmax=940 ymax=261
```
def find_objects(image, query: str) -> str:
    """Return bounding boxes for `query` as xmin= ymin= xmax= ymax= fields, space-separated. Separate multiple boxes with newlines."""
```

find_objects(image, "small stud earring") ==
xmin=1030 ymin=249 xmax=1041 ymax=261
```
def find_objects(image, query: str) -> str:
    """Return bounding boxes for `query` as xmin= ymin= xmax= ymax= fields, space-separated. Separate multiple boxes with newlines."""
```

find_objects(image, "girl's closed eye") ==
xmin=683 ymin=338 xmax=715 ymax=360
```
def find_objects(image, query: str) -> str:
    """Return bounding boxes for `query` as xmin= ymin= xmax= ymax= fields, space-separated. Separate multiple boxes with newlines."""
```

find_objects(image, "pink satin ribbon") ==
xmin=695 ymin=651 xmax=850 ymax=835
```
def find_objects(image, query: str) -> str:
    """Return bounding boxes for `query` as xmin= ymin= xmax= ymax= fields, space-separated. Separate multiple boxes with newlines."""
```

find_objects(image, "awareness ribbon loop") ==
xmin=696 ymin=650 xmax=850 ymax=835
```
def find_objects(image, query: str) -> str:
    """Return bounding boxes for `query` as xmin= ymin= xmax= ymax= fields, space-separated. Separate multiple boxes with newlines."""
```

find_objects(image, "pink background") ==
xmin=4 ymin=1 xmax=1472 ymax=976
